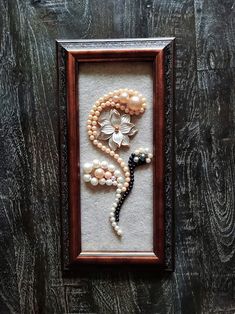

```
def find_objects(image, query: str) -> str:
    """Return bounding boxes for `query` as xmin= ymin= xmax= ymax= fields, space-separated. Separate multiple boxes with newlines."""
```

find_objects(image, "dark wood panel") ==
xmin=0 ymin=0 xmax=234 ymax=313
xmin=195 ymin=0 xmax=235 ymax=70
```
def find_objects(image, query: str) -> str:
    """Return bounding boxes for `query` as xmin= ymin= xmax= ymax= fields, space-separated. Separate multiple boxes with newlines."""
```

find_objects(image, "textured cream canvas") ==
xmin=79 ymin=61 xmax=153 ymax=251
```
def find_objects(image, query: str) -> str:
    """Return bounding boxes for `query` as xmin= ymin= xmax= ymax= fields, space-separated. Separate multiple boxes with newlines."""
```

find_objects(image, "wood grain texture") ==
xmin=0 ymin=0 xmax=234 ymax=313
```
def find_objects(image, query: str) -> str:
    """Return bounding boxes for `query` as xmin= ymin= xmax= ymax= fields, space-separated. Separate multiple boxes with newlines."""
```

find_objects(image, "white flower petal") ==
xmin=112 ymin=131 xmax=123 ymax=147
xmin=98 ymin=119 xmax=111 ymax=127
xmin=97 ymin=132 xmax=112 ymax=140
xmin=100 ymin=124 xmax=114 ymax=135
xmin=128 ymin=126 xmax=138 ymax=136
xmin=110 ymin=109 xmax=121 ymax=127
xmin=120 ymin=122 xmax=135 ymax=134
xmin=109 ymin=137 xmax=118 ymax=151
xmin=121 ymin=114 xmax=130 ymax=124
xmin=122 ymin=135 xmax=130 ymax=146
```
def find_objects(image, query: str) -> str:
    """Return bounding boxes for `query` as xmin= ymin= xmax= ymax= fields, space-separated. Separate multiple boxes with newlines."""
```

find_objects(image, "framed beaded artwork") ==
xmin=57 ymin=38 xmax=174 ymax=270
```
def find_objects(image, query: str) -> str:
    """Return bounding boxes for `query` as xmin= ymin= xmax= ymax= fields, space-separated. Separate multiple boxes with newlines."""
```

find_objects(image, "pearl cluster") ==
xmin=83 ymin=160 xmax=123 ymax=187
xmin=86 ymin=89 xmax=147 ymax=237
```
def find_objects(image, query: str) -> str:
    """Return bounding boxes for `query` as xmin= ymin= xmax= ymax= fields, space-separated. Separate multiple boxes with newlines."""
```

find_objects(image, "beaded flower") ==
xmin=97 ymin=109 xmax=138 ymax=151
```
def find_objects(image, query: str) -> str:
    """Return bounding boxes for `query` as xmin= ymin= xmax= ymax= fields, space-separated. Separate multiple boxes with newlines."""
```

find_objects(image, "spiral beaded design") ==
xmin=86 ymin=89 xmax=148 ymax=236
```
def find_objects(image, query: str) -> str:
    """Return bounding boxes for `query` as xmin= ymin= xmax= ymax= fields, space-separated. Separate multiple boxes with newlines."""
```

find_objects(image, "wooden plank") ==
xmin=198 ymin=68 xmax=235 ymax=312
xmin=195 ymin=0 xmax=235 ymax=70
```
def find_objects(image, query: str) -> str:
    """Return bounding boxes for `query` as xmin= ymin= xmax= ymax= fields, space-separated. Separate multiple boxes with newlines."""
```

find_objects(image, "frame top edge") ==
xmin=56 ymin=37 xmax=175 ymax=43
xmin=56 ymin=38 xmax=175 ymax=51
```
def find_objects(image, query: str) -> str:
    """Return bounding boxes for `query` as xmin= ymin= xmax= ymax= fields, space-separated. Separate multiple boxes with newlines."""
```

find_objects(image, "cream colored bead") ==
xmin=98 ymin=143 xmax=102 ymax=148
xmin=128 ymin=95 xmax=142 ymax=111
xmin=114 ymin=154 xmax=119 ymax=159
xmin=119 ymin=91 xmax=129 ymax=103
xmin=105 ymin=171 xmax=112 ymax=179
xmin=90 ymin=135 xmax=95 ymax=141
xmin=94 ymin=168 xmax=105 ymax=179
xmin=125 ymin=172 xmax=130 ymax=177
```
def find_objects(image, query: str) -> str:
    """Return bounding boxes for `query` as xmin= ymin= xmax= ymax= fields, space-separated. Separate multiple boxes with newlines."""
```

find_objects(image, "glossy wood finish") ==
xmin=1 ymin=1 xmax=234 ymax=313
xmin=58 ymin=40 xmax=174 ymax=266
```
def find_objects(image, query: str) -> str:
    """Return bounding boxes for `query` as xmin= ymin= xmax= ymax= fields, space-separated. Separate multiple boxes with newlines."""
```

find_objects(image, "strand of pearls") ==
xmin=86 ymin=89 xmax=147 ymax=237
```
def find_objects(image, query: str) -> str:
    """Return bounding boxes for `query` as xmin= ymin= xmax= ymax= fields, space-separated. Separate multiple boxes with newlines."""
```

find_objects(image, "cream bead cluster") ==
xmin=86 ymin=89 xmax=147 ymax=237
xmin=133 ymin=147 xmax=153 ymax=163
xmin=83 ymin=160 xmax=124 ymax=187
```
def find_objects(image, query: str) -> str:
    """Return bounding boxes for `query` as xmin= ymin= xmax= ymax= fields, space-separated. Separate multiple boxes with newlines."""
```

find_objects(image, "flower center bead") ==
xmin=114 ymin=125 xmax=120 ymax=132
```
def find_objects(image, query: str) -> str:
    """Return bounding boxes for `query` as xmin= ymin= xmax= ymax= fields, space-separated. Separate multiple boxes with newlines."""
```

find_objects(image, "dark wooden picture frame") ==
xmin=57 ymin=38 xmax=174 ymax=270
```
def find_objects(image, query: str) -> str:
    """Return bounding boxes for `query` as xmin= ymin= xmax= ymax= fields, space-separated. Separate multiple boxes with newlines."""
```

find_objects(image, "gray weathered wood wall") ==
xmin=0 ymin=0 xmax=234 ymax=313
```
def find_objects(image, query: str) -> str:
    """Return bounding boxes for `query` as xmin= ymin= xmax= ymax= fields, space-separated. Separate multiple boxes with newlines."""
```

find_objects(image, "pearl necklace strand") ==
xmin=86 ymin=88 xmax=147 ymax=236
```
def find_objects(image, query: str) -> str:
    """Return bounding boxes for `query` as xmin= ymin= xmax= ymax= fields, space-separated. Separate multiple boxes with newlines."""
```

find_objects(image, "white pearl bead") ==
xmin=115 ymin=198 xmax=119 ymax=202
xmin=144 ymin=148 xmax=150 ymax=153
xmin=110 ymin=217 xmax=115 ymax=222
xmin=90 ymin=177 xmax=98 ymax=186
xmin=116 ymin=188 xmax=122 ymax=194
xmin=83 ymin=163 xmax=93 ymax=173
xmin=114 ymin=170 xmax=121 ymax=177
xmin=106 ymin=179 xmax=113 ymax=186
xmin=146 ymin=158 xmax=151 ymax=163
xmin=116 ymin=193 xmax=121 ymax=198
xmin=114 ymin=226 xmax=120 ymax=231
xmin=112 ymin=222 xmax=117 ymax=227
xmin=135 ymin=149 xmax=140 ymax=155
xmin=83 ymin=174 xmax=91 ymax=182
xmin=117 ymin=176 xmax=124 ymax=183
xmin=117 ymin=183 xmax=123 ymax=188
xmin=113 ymin=202 xmax=117 ymax=207
xmin=117 ymin=229 xmax=123 ymax=236
xmin=148 ymin=153 xmax=153 ymax=158
xmin=93 ymin=159 xmax=100 ymax=168
xmin=111 ymin=207 xmax=115 ymax=212
xmin=113 ymin=181 xmax=117 ymax=186
xmin=101 ymin=161 xmax=108 ymax=169
xmin=108 ymin=164 xmax=116 ymax=172
xmin=139 ymin=148 xmax=144 ymax=153
xmin=99 ymin=178 xmax=106 ymax=185
xmin=109 ymin=212 xmax=114 ymax=218
xmin=134 ymin=157 xmax=139 ymax=162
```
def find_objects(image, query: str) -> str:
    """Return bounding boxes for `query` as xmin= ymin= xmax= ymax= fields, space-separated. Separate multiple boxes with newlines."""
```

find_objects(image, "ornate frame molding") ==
xmin=57 ymin=38 xmax=175 ymax=270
